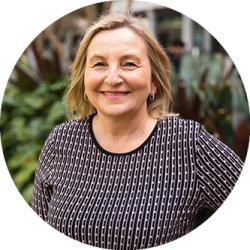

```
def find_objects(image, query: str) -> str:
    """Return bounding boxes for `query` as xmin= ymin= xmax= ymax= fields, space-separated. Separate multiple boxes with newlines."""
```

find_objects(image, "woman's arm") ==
xmin=31 ymin=127 xmax=57 ymax=221
xmin=195 ymin=125 xmax=243 ymax=210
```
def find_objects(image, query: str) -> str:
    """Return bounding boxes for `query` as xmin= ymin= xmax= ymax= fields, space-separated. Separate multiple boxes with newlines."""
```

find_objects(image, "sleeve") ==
xmin=31 ymin=126 xmax=57 ymax=221
xmin=195 ymin=125 xmax=243 ymax=210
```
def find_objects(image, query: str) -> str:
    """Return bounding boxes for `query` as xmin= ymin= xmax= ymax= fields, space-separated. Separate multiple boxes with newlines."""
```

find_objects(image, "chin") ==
xmin=101 ymin=110 xmax=131 ymax=117
xmin=96 ymin=102 xmax=147 ymax=118
xmin=98 ymin=106 xmax=135 ymax=118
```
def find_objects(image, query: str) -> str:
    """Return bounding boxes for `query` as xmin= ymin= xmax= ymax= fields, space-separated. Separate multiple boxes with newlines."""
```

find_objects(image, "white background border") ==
xmin=0 ymin=0 xmax=249 ymax=249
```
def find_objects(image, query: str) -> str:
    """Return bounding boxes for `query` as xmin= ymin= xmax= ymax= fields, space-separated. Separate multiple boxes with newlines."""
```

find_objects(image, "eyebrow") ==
xmin=88 ymin=54 xmax=105 ymax=63
xmin=88 ymin=53 xmax=142 ymax=64
xmin=122 ymin=54 xmax=141 ymax=62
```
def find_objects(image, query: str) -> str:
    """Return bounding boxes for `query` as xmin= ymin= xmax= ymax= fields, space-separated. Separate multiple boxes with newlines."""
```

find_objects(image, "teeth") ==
xmin=103 ymin=92 xmax=128 ymax=95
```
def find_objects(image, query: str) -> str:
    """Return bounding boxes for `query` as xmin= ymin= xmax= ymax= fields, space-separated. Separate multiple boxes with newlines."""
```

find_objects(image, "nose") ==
xmin=104 ymin=66 xmax=123 ymax=85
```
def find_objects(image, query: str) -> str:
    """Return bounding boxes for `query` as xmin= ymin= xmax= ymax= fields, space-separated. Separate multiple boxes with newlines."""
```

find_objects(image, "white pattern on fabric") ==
xmin=32 ymin=115 xmax=243 ymax=249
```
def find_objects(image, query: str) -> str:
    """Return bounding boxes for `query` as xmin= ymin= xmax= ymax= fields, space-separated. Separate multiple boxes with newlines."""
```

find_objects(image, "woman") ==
xmin=32 ymin=13 xmax=243 ymax=249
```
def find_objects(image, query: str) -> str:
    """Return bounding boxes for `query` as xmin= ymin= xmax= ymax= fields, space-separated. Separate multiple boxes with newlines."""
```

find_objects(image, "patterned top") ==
xmin=32 ymin=115 xmax=243 ymax=249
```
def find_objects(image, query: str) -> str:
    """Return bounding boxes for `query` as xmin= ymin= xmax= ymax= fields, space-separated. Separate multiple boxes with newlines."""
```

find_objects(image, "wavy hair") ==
xmin=65 ymin=13 xmax=174 ymax=119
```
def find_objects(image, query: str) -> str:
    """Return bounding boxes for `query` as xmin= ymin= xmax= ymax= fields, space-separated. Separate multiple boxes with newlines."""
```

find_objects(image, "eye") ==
xmin=93 ymin=62 xmax=106 ymax=67
xmin=123 ymin=61 xmax=137 ymax=68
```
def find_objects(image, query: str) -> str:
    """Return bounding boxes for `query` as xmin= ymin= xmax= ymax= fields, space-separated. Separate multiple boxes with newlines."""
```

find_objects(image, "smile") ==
xmin=100 ymin=91 xmax=130 ymax=99
xmin=101 ymin=91 xmax=130 ymax=95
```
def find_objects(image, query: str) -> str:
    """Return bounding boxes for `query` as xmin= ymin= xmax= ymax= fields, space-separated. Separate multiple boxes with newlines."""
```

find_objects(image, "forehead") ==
xmin=86 ymin=27 xmax=148 ymax=56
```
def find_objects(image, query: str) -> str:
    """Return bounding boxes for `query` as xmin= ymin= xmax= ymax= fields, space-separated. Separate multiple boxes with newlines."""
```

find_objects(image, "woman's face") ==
xmin=84 ymin=27 xmax=156 ymax=118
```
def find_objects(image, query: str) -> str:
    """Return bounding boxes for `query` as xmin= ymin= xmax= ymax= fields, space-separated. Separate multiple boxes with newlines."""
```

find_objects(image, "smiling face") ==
xmin=84 ymin=27 xmax=157 ymax=119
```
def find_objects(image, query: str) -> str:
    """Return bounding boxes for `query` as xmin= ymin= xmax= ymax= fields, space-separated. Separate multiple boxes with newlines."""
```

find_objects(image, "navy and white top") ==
xmin=32 ymin=115 xmax=243 ymax=249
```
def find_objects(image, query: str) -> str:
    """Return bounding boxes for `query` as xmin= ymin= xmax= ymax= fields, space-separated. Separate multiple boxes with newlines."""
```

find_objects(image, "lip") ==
xmin=100 ymin=91 xmax=130 ymax=100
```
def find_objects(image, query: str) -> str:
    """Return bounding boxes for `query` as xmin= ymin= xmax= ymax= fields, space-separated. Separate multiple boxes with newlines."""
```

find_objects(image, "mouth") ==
xmin=101 ymin=91 xmax=130 ymax=96
xmin=100 ymin=91 xmax=130 ymax=99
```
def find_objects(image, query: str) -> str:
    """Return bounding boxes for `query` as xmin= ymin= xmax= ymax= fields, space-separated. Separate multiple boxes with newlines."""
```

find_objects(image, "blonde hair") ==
xmin=66 ymin=13 xmax=173 ymax=120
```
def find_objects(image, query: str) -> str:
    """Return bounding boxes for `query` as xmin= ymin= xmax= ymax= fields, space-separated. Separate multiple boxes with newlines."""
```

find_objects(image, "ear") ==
xmin=150 ymin=81 xmax=157 ymax=96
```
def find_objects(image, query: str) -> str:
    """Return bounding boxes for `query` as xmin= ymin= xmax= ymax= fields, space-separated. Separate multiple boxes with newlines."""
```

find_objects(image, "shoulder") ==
xmin=48 ymin=116 xmax=91 ymax=141
xmin=55 ymin=116 xmax=90 ymax=132
xmin=160 ymin=115 xmax=201 ymax=133
xmin=156 ymin=116 xmax=202 ymax=145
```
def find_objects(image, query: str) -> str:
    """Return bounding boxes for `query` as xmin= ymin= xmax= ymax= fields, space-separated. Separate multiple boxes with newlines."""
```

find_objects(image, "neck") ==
xmin=91 ymin=109 xmax=158 ymax=154
xmin=93 ymin=110 xmax=155 ymax=138
xmin=93 ymin=113 xmax=154 ymax=136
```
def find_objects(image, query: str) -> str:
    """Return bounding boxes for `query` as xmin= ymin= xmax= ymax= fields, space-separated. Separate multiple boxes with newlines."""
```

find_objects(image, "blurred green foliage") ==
xmin=174 ymin=52 xmax=249 ymax=160
xmin=0 ymin=79 xmax=67 ymax=203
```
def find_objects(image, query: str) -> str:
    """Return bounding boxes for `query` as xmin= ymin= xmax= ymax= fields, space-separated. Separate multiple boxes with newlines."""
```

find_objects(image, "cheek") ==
xmin=124 ymin=72 xmax=152 ymax=90
xmin=84 ymin=71 xmax=103 ymax=91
